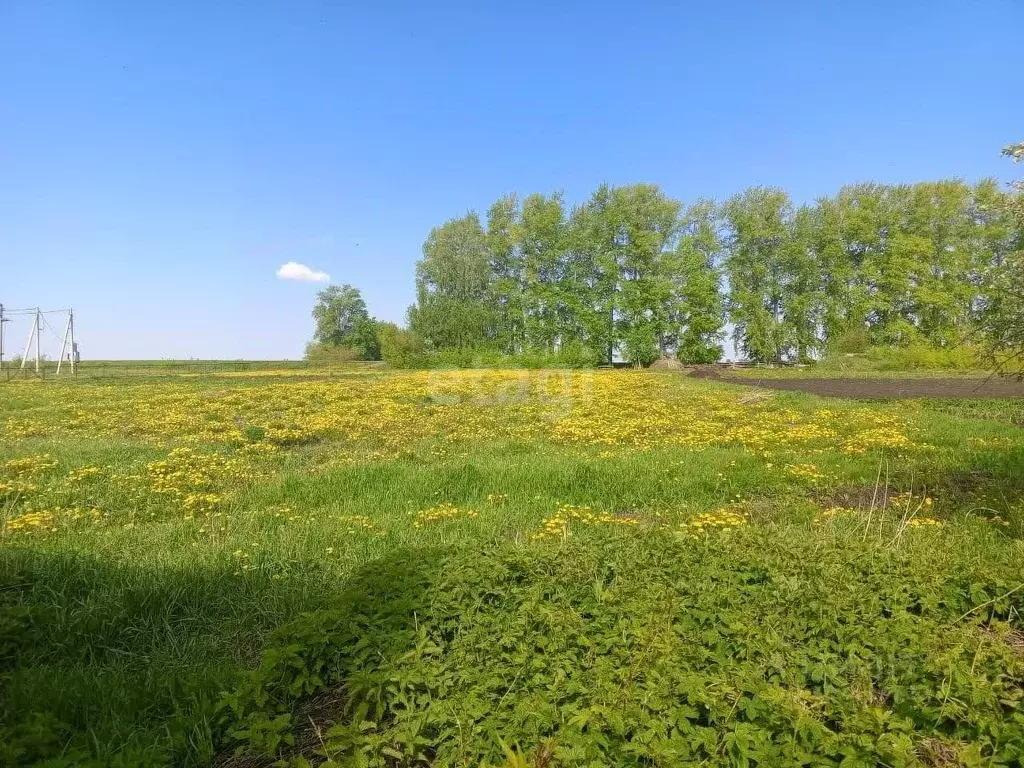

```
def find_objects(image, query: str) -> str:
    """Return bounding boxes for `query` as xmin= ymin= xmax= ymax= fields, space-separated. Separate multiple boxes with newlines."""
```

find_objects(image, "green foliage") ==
xmin=487 ymin=194 xmax=527 ymax=355
xmin=602 ymin=184 xmax=682 ymax=366
xmin=521 ymin=193 xmax=568 ymax=354
xmin=862 ymin=344 xmax=983 ymax=371
xmin=377 ymin=322 xmax=428 ymax=369
xmin=410 ymin=213 xmax=497 ymax=351
xmin=407 ymin=184 xmax=696 ymax=366
xmin=221 ymin=530 xmax=1024 ymax=767
xmin=721 ymin=187 xmax=794 ymax=362
xmin=411 ymin=345 xmax=598 ymax=370
xmin=304 ymin=342 xmax=360 ymax=364
xmin=4 ymin=370 xmax=1024 ymax=764
xmin=828 ymin=327 xmax=870 ymax=355
xmin=808 ymin=344 xmax=983 ymax=374
xmin=979 ymin=142 xmax=1024 ymax=374
xmin=311 ymin=285 xmax=381 ymax=361
xmin=401 ymin=172 xmax=1020 ymax=367
xmin=351 ymin=317 xmax=381 ymax=362
xmin=672 ymin=201 xmax=725 ymax=363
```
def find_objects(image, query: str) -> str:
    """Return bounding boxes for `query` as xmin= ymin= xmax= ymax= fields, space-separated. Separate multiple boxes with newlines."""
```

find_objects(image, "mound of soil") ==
xmin=649 ymin=357 xmax=687 ymax=371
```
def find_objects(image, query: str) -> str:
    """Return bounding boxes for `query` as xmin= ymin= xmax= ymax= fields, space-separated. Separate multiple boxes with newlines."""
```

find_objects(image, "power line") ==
xmin=40 ymin=314 xmax=65 ymax=343
xmin=2 ymin=307 xmax=73 ymax=315
xmin=1 ymin=305 xmax=78 ymax=377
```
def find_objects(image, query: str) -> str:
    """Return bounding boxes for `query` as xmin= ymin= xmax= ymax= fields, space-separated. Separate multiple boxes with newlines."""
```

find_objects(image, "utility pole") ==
xmin=20 ymin=311 xmax=37 ymax=371
xmin=57 ymin=311 xmax=71 ymax=375
xmin=55 ymin=308 xmax=77 ymax=375
xmin=0 ymin=303 xmax=6 ymax=371
xmin=69 ymin=308 xmax=76 ymax=375
xmin=35 ymin=308 xmax=41 ymax=373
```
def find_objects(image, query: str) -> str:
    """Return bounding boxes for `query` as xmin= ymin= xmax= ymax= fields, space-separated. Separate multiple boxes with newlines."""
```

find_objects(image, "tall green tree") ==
xmin=981 ymin=142 xmax=1024 ymax=370
xmin=609 ymin=184 xmax=681 ymax=365
xmin=813 ymin=193 xmax=855 ymax=346
xmin=520 ymin=193 xmax=567 ymax=352
xmin=670 ymin=200 xmax=725 ymax=362
xmin=862 ymin=183 xmax=918 ymax=345
xmin=833 ymin=183 xmax=890 ymax=344
xmin=722 ymin=187 xmax=792 ymax=362
xmin=972 ymin=178 xmax=1017 ymax=273
xmin=486 ymin=195 xmax=525 ymax=354
xmin=905 ymin=181 xmax=975 ymax=345
xmin=567 ymin=186 xmax=621 ymax=364
xmin=310 ymin=284 xmax=380 ymax=359
xmin=560 ymin=202 xmax=612 ymax=362
xmin=565 ymin=184 xmax=683 ymax=365
xmin=409 ymin=213 xmax=496 ymax=350
xmin=782 ymin=205 xmax=822 ymax=361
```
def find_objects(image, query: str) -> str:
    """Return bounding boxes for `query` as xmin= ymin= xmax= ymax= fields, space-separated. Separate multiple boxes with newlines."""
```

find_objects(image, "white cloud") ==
xmin=276 ymin=261 xmax=330 ymax=283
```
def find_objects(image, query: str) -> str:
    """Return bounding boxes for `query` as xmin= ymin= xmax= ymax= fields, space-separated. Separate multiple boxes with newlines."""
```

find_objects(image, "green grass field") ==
xmin=2 ymin=369 xmax=1023 ymax=767
xmin=721 ymin=345 xmax=1022 ymax=380
xmin=724 ymin=366 xmax=995 ymax=380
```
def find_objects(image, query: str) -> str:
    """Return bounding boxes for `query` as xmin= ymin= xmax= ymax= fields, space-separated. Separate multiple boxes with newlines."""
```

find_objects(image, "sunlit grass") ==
xmin=2 ymin=369 xmax=1023 ymax=765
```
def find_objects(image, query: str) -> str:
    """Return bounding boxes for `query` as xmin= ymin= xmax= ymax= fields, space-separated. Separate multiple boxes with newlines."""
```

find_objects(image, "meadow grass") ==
xmin=1 ymin=369 xmax=1023 ymax=766
xmin=723 ymin=366 xmax=995 ymax=380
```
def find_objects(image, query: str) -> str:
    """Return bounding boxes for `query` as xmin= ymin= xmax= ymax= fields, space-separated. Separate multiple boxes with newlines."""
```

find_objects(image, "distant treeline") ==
xmin=403 ymin=179 xmax=1020 ymax=365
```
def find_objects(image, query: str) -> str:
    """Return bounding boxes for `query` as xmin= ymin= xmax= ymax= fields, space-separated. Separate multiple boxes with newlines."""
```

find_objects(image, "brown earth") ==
xmin=691 ymin=369 xmax=1024 ymax=399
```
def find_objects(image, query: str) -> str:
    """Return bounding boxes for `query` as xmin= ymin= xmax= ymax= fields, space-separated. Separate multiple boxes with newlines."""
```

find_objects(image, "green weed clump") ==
xmin=221 ymin=527 xmax=1024 ymax=768
xmin=862 ymin=345 xmax=984 ymax=371
xmin=812 ymin=345 xmax=986 ymax=374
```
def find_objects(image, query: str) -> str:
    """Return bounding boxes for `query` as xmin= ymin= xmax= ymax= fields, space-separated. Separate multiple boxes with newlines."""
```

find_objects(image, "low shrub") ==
xmin=406 ymin=346 xmax=600 ymax=370
xmin=219 ymin=527 xmax=1024 ymax=767
xmin=812 ymin=344 xmax=986 ymax=373
xmin=829 ymin=328 xmax=870 ymax=355
xmin=304 ymin=342 xmax=361 ymax=365
xmin=864 ymin=344 xmax=983 ymax=371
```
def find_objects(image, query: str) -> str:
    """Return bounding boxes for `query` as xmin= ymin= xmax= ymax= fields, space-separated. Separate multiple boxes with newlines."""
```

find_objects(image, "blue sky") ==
xmin=1 ymin=1 xmax=1021 ymax=360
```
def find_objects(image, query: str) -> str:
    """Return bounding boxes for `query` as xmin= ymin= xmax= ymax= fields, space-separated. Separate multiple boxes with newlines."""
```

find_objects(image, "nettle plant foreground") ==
xmin=2 ymin=369 xmax=1024 ymax=767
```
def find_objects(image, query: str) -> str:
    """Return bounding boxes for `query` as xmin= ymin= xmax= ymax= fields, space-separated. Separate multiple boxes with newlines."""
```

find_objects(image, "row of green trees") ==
xmin=981 ymin=143 xmax=1024 ymax=369
xmin=404 ymin=178 xmax=1019 ymax=365
xmin=309 ymin=144 xmax=1023 ymax=368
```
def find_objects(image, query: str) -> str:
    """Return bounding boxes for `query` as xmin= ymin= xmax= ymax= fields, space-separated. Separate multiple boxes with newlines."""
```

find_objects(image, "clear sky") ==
xmin=1 ymin=0 xmax=1021 ymax=360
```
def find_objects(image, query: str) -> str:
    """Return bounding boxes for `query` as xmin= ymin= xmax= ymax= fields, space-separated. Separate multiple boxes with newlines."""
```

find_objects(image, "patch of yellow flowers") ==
xmin=1 ymin=372 xmax=921 ymax=461
xmin=531 ymin=503 xmax=642 ymax=540
xmin=0 ymin=370 xmax=958 ymax=541
xmin=4 ymin=455 xmax=59 ymax=475
xmin=813 ymin=502 xmax=944 ymax=529
xmin=66 ymin=466 xmax=102 ymax=483
xmin=414 ymin=503 xmax=479 ymax=527
xmin=679 ymin=507 xmax=748 ymax=538
xmin=783 ymin=463 xmax=826 ymax=483
xmin=813 ymin=507 xmax=857 ymax=525
xmin=145 ymin=447 xmax=262 ymax=514
xmin=338 ymin=514 xmax=386 ymax=536
xmin=3 ymin=509 xmax=56 ymax=534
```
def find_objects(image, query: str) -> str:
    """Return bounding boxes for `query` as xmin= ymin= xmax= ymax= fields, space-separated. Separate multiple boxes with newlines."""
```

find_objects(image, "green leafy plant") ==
xmin=219 ymin=529 xmax=1024 ymax=767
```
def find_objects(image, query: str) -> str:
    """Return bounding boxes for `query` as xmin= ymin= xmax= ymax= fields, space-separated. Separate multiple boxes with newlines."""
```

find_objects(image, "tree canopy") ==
xmin=405 ymin=177 xmax=1021 ymax=364
xmin=979 ymin=142 xmax=1024 ymax=371
xmin=310 ymin=284 xmax=380 ymax=360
